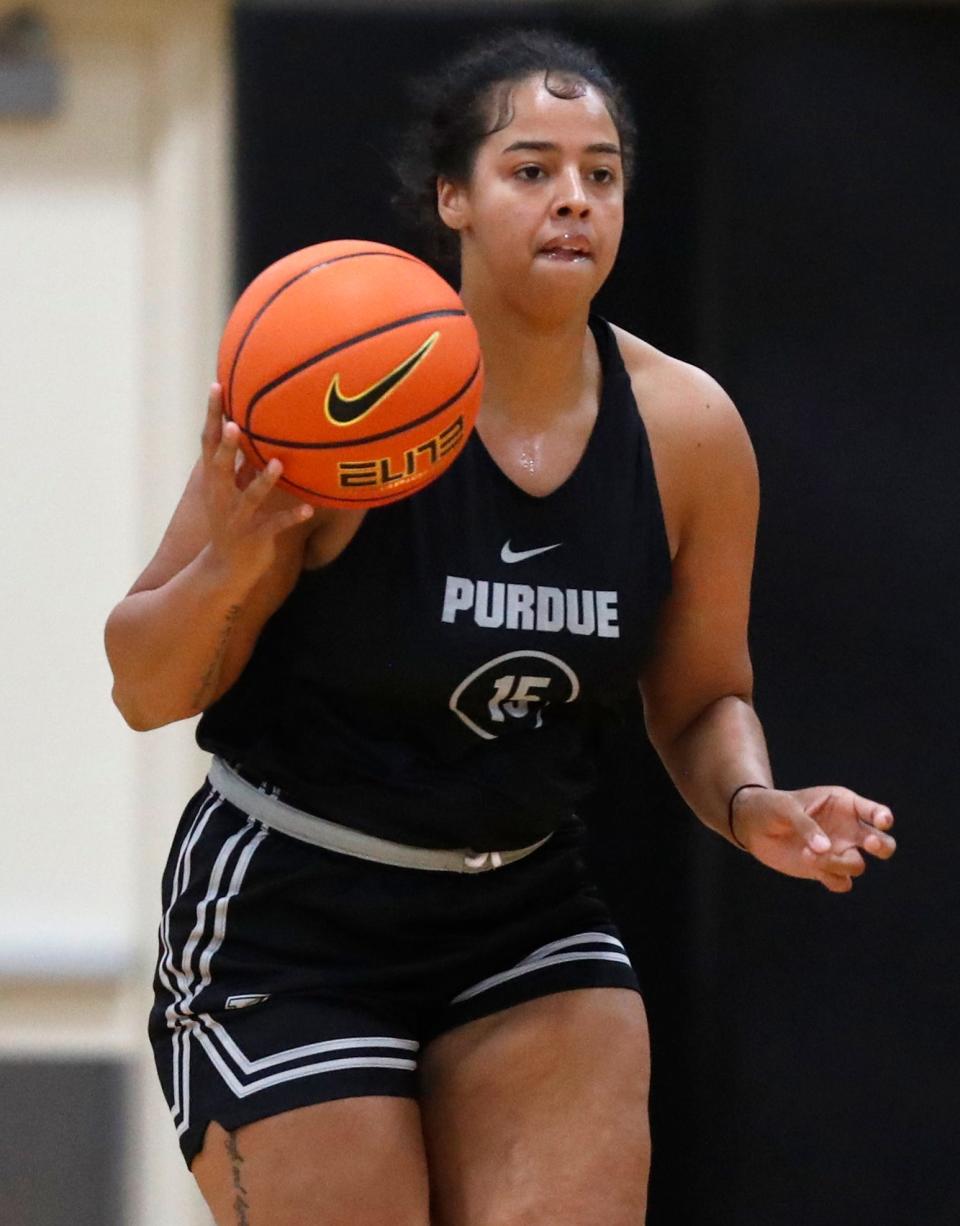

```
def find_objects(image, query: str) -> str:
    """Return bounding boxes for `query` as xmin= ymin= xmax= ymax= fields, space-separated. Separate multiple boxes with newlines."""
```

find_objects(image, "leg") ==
xmin=150 ymin=792 xmax=432 ymax=1223
xmin=420 ymin=988 xmax=651 ymax=1226
xmin=192 ymin=1097 xmax=431 ymax=1226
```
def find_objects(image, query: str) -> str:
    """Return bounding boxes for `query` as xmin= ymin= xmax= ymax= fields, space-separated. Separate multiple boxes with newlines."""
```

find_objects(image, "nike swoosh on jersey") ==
xmin=325 ymin=331 xmax=439 ymax=426
xmin=500 ymin=541 xmax=563 ymax=564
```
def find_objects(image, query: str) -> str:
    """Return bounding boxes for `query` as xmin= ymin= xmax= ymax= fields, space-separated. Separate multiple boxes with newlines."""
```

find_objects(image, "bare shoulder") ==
xmin=608 ymin=322 xmax=750 ymax=446
xmin=608 ymin=323 xmax=758 ymax=554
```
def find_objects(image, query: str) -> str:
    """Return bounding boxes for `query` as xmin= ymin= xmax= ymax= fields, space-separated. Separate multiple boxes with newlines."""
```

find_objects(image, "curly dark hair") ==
xmin=392 ymin=28 xmax=637 ymax=266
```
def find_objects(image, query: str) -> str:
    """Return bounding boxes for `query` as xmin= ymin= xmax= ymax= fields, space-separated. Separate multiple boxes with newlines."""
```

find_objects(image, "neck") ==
xmin=459 ymin=282 xmax=594 ymax=429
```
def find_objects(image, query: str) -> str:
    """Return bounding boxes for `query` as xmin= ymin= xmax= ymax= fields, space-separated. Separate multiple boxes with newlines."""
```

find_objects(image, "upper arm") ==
xmin=638 ymin=370 xmax=759 ymax=750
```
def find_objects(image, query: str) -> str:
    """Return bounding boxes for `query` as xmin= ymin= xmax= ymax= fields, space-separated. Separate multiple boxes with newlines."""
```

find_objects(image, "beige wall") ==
xmin=0 ymin=1 xmax=230 ymax=1220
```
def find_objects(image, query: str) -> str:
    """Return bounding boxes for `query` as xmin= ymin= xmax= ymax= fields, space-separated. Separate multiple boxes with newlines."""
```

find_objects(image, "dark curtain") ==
xmin=232 ymin=4 xmax=958 ymax=1222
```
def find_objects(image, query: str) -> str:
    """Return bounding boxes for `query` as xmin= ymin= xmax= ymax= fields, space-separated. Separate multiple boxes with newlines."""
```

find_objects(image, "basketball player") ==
xmin=105 ymin=29 xmax=896 ymax=1226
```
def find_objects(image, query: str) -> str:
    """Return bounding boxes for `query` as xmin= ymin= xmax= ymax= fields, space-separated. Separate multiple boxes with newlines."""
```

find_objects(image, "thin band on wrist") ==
xmin=727 ymin=783 xmax=769 ymax=850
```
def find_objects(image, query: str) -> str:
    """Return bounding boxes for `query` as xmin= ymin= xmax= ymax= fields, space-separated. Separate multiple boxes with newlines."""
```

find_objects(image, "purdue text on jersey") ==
xmin=442 ymin=576 xmax=620 ymax=638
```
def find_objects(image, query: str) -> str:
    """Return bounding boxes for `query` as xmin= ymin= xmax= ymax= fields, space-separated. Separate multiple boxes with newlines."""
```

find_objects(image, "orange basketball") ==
xmin=217 ymin=240 xmax=484 ymax=508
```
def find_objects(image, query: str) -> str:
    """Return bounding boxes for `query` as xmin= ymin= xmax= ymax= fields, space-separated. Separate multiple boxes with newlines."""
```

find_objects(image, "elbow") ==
xmin=643 ymin=690 xmax=755 ymax=754
xmin=111 ymin=682 xmax=163 ymax=732
xmin=110 ymin=678 xmax=208 ymax=731
xmin=105 ymin=612 xmax=191 ymax=731
xmin=109 ymin=667 xmax=196 ymax=731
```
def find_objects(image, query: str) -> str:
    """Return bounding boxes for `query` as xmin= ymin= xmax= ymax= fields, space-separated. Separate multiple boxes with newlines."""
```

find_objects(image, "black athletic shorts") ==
xmin=149 ymin=775 xmax=641 ymax=1167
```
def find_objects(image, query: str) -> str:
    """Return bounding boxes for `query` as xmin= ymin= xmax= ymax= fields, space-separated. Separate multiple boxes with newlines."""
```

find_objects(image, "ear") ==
xmin=437 ymin=176 xmax=469 ymax=232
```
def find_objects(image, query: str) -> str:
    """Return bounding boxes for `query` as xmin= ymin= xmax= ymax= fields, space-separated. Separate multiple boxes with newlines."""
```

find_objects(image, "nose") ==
xmin=552 ymin=168 xmax=590 ymax=219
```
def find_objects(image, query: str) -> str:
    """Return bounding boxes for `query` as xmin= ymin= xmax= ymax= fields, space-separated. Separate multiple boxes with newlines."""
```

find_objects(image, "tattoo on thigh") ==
xmin=226 ymin=1131 xmax=251 ymax=1226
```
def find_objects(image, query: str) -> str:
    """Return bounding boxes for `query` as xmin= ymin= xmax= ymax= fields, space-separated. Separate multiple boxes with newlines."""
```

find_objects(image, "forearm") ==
xmin=105 ymin=546 xmax=257 ymax=730
xmin=650 ymin=694 xmax=773 ymax=846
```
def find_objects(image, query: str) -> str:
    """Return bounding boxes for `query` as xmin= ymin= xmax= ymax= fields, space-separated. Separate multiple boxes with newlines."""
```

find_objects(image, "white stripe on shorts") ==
xmin=154 ymin=791 xmax=221 ymax=1131
xmin=175 ymin=1029 xmax=192 ymax=1138
xmin=157 ymin=792 xmax=220 ymax=1028
xmin=177 ymin=819 xmax=263 ymax=1017
xmin=163 ymin=811 xmax=265 ymax=1136
xmin=194 ymin=1022 xmax=417 ymax=1099
xmin=200 ymin=1013 xmax=418 ymax=1074
xmin=515 ymin=931 xmax=628 ymax=966
xmin=449 ymin=932 xmax=633 ymax=1004
xmin=184 ymin=825 xmax=267 ymax=1016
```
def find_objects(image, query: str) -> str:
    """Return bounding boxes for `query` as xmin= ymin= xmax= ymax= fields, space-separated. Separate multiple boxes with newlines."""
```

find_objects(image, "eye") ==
xmin=515 ymin=164 xmax=546 ymax=182
xmin=590 ymin=167 xmax=617 ymax=185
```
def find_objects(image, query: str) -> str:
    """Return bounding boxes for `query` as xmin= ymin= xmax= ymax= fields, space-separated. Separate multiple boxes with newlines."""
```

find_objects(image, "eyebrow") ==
xmin=501 ymin=140 xmax=622 ymax=157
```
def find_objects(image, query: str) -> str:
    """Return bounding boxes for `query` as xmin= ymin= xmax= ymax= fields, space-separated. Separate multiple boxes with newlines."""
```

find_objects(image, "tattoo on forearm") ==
xmin=226 ymin=1130 xmax=251 ymax=1226
xmin=191 ymin=604 xmax=242 ymax=708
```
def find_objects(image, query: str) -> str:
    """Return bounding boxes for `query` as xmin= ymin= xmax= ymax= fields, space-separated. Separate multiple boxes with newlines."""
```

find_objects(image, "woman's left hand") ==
xmin=731 ymin=786 xmax=897 ymax=892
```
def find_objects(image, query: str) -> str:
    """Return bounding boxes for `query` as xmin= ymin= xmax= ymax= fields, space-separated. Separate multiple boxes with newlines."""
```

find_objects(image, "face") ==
xmin=438 ymin=74 xmax=625 ymax=311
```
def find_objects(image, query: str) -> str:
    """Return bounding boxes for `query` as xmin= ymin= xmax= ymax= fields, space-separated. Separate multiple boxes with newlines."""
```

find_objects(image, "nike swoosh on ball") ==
xmin=325 ymin=332 xmax=438 ymax=425
xmin=500 ymin=541 xmax=563 ymax=564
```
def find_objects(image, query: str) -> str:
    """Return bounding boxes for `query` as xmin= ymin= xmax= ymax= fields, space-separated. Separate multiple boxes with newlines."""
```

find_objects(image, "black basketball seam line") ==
xmin=248 ymin=430 xmax=270 ymax=473
xmin=224 ymin=249 xmax=423 ymax=421
xmin=243 ymin=357 xmax=475 ymax=483
xmin=245 ymin=357 xmax=481 ymax=451
xmin=244 ymin=308 xmax=468 ymax=434
xmin=226 ymin=249 xmax=423 ymax=418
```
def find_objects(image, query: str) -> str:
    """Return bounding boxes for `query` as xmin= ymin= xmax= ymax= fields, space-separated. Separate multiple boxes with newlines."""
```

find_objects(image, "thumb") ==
xmin=787 ymin=799 xmax=831 ymax=853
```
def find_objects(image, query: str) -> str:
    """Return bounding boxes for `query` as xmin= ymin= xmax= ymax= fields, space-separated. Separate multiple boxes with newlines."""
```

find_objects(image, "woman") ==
xmin=105 ymin=29 xmax=896 ymax=1226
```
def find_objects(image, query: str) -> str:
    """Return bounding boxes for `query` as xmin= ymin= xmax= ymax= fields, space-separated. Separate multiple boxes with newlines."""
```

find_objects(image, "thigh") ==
xmin=419 ymin=987 xmax=651 ymax=1226
xmin=193 ymin=1097 xmax=431 ymax=1226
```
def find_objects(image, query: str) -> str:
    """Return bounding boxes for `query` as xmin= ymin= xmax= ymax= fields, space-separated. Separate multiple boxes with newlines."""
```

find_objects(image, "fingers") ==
xmin=806 ymin=829 xmax=893 ymax=892
xmin=246 ymin=454 xmax=282 ymax=495
xmin=204 ymin=385 xmax=258 ymax=490
xmin=848 ymin=790 xmax=894 ymax=831
xmin=800 ymin=829 xmax=865 ymax=892
xmin=212 ymin=420 xmax=242 ymax=475
xmin=852 ymin=794 xmax=897 ymax=859
xmin=802 ymin=843 xmax=865 ymax=877
xmin=820 ymin=871 xmax=854 ymax=894
xmin=790 ymin=808 xmax=832 ymax=855
xmin=201 ymin=383 xmax=224 ymax=463
xmin=807 ymin=851 xmax=859 ymax=894
xmin=237 ymin=456 xmax=315 ymax=529
xmin=235 ymin=453 xmax=257 ymax=492
xmin=212 ymin=421 xmax=265 ymax=494
xmin=757 ymin=787 xmax=895 ymax=893
xmin=225 ymin=453 xmax=283 ymax=515
xmin=801 ymin=786 xmax=898 ymax=863
xmin=204 ymin=398 xmax=244 ymax=493
xmin=276 ymin=502 xmax=315 ymax=531
xmin=860 ymin=826 xmax=897 ymax=860
xmin=204 ymin=405 xmax=314 ymax=527
xmin=833 ymin=790 xmax=897 ymax=859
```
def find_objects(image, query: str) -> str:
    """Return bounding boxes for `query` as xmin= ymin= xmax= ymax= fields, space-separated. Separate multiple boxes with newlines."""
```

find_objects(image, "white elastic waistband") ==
xmin=208 ymin=757 xmax=553 ymax=873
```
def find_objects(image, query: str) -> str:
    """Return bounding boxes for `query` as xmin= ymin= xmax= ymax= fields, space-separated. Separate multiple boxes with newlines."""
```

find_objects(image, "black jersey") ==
xmin=197 ymin=315 xmax=672 ymax=850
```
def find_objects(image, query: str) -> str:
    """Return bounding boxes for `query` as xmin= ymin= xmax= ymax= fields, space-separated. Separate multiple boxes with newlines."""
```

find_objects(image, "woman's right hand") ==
xmin=201 ymin=383 xmax=314 ymax=586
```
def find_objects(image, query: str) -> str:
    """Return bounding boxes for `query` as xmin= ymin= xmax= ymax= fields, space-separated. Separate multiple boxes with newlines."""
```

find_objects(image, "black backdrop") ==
xmin=232 ymin=4 xmax=958 ymax=1222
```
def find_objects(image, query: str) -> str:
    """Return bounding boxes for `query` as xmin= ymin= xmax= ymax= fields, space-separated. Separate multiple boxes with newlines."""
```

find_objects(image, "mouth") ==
xmin=537 ymin=235 xmax=593 ymax=262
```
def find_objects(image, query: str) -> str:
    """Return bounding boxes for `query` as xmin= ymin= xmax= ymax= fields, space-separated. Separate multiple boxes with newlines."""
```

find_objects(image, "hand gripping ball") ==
xmin=217 ymin=240 xmax=484 ymax=507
